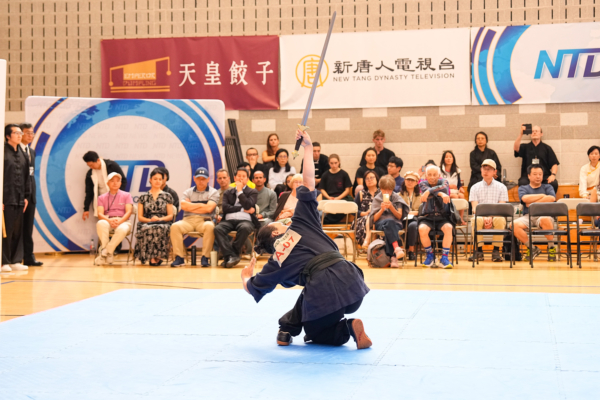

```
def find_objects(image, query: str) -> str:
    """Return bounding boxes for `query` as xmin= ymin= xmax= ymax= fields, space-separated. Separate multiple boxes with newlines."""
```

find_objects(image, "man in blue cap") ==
xmin=170 ymin=167 xmax=220 ymax=267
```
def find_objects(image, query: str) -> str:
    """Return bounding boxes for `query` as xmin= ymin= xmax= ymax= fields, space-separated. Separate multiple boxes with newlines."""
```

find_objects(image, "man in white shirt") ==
xmin=468 ymin=159 xmax=509 ymax=262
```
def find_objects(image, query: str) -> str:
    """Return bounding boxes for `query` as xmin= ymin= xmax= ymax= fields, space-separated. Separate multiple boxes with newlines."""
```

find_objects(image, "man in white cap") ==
xmin=170 ymin=167 xmax=220 ymax=267
xmin=468 ymin=159 xmax=509 ymax=262
xmin=95 ymin=172 xmax=134 ymax=265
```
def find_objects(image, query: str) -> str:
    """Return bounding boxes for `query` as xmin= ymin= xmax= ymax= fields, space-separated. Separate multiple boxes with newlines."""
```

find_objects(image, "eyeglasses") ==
xmin=365 ymin=176 xmax=377 ymax=181
xmin=247 ymin=153 xmax=258 ymax=156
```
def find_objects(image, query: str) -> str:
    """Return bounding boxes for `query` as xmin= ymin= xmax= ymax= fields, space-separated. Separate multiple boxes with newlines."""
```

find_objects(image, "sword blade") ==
xmin=301 ymin=11 xmax=337 ymax=126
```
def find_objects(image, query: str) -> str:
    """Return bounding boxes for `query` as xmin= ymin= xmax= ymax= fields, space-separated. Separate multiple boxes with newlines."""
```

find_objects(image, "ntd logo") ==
xmin=117 ymin=160 xmax=165 ymax=193
xmin=535 ymin=48 xmax=600 ymax=79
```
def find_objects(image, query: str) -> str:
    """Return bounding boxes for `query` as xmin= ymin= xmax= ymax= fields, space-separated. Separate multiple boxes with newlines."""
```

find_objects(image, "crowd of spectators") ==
xmin=4 ymin=122 xmax=599 ymax=272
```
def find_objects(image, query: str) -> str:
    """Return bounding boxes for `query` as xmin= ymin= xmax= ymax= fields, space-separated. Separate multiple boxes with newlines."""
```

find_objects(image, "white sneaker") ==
xmin=95 ymin=255 xmax=107 ymax=265
xmin=1 ymin=265 xmax=12 ymax=272
xmin=106 ymin=253 xmax=114 ymax=264
xmin=10 ymin=263 xmax=28 ymax=271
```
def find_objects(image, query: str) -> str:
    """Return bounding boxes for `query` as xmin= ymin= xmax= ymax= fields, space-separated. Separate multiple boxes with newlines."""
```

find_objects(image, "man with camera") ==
xmin=514 ymin=124 xmax=559 ymax=194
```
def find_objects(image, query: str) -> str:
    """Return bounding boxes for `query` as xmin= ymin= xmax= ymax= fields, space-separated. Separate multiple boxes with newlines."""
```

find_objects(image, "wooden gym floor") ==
xmin=2 ymin=252 xmax=600 ymax=323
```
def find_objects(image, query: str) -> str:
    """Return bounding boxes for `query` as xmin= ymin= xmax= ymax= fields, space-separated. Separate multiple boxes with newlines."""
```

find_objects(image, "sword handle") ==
xmin=292 ymin=124 xmax=309 ymax=159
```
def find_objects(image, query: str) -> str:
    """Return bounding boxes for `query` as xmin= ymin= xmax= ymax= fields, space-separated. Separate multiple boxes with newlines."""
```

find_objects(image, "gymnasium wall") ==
xmin=2 ymin=0 xmax=599 ymax=185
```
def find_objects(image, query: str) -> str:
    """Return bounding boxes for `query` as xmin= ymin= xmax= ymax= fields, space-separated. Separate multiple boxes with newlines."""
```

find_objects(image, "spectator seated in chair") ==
xmin=268 ymin=149 xmax=296 ymax=194
xmin=468 ymin=159 xmax=509 ymax=263
xmin=134 ymin=168 xmax=174 ymax=266
xmin=352 ymin=170 xmax=380 ymax=249
xmin=273 ymin=174 xmax=304 ymax=224
xmin=369 ymin=175 xmax=409 ymax=268
xmin=398 ymin=171 xmax=421 ymax=261
xmin=95 ymin=172 xmax=134 ymax=265
xmin=214 ymin=167 xmax=261 ymax=268
xmin=417 ymin=165 xmax=454 ymax=269
xmin=512 ymin=164 xmax=557 ymax=261
xmin=440 ymin=150 xmax=466 ymax=225
xmin=253 ymin=170 xmax=277 ymax=226
xmin=170 ymin=167 xmax=220 ymax=268
xmin=319 ymin=154 xmax=354 ymax=224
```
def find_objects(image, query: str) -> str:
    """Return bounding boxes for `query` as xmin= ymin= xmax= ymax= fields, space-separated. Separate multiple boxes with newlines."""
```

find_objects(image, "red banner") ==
xmin=101 ymin=36 xmax=279 ymax=110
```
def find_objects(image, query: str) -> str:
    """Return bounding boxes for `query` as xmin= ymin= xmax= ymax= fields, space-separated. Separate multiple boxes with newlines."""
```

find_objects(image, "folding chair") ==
xmin=452 ymin=198 xmax=470 ymax=259
xmin=471 ymin=203 xmax=515 ymax=268
xmin=576 ymin=202 xmax=600 ymax=268
xmin=320 ymin=200 xmax=358 ymax=262
xmin=528 ymin=202 xmax=572 ymax=268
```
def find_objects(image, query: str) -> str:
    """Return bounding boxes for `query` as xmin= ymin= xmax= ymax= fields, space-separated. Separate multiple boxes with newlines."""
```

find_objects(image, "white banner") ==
xmin=280 ymin=29 xmax=471 ymax=110
xmin=471 ymin=22 xmax=600 ymax=105
xmin=25 ymin=96 xmax=225 ymax=252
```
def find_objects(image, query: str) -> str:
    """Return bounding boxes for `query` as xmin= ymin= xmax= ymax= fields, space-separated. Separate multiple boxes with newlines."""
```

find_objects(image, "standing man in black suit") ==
xmin=19 ymin=123 xmax=42 ymax=267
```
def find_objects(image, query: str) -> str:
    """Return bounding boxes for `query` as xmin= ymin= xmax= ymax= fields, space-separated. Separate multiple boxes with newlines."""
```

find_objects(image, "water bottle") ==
xmin=191 ymin=246 xmax=197 ymax=266
xmin=502 ymin=169 xmax=507 ymax=182
xmin=90 ymin=239 xmax=95 ymax=257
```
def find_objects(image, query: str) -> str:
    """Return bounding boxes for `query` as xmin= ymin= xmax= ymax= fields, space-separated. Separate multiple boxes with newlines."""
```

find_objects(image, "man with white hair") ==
xmin=95 ymin=172 xmax=134 ymax=265
xmin=514 ymin=124 xmax=559 ymax=194
xmin=417 ymin=165 xmax=453 ymax=268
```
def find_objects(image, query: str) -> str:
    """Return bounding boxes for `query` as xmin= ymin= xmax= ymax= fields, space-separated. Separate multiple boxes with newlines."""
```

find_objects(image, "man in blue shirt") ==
xmin=513 ymin=165 xmax=556 ymax=261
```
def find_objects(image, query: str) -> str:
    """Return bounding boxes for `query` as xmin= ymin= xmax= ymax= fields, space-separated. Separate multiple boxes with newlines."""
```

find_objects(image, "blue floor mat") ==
xmin=1 ymin=288 xmax=599 ymax=400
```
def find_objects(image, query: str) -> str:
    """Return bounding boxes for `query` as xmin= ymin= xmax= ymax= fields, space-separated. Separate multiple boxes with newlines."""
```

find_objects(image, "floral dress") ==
xmin=352 ymin=189 xmax=380 ymax=246
xmin=134 ymin=191 xmax=173 ymax=262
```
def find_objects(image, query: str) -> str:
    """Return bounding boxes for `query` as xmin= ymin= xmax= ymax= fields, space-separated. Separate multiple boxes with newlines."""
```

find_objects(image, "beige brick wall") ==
xmin=1 ymin=0 xmax=599 ymax=184
xmin=237 ymin=103 xmax=600 ymax=185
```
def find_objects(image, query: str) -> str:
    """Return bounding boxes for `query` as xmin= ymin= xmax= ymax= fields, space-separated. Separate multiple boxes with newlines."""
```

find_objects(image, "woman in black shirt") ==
xmin=320 ymin=154 xmax=354 ymax=224
xmin=468 ymin=131 xmax=502 ymax=191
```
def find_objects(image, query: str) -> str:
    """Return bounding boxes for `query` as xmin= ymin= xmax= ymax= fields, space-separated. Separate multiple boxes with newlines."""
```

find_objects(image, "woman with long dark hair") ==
xmin=440 ymin=150 xmax=466 ymax=224
xmin=262 ymin=133 xmax=280 ymax=167
xmin=267 ymin=149 xmax=297 ymax=190
xmin=134 ymin=168 xmax=174 ymax=265
xmin=468 ymin=131 xmax=502 ymax=191
xmin=241 ymin=129 xmax=371 ymax=350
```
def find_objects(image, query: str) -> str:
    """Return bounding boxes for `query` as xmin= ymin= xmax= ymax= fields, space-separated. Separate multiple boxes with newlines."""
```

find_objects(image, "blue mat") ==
xmin=1 ymin=289 xmax=599 ymax=400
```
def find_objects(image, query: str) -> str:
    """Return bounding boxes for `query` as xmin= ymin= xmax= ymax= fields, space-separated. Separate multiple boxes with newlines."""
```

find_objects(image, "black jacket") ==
xmin=221 ymin=185 xmax=261 ymax=230
xmin=3 ymin=142 xmax=31 ymax=207
xmin=469 ymin=146 xmax=502 ymax=189
xmin=84 ymin=159 xmax=127 ymax=212
xmin=249 ymin=162 xmax=270 ymax=182
xmin=22 ymin=145 xmax=37 ymax=204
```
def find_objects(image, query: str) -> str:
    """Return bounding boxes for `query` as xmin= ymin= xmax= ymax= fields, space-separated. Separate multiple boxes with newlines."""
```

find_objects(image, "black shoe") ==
xmin=276 ymin=330 xmax=293 ymax=346
xmin=24 ymin=260 xmax=43 ymax=267
xmin=468 ymin=253 xmax=484 ymax=262
xmin=220 ymin=258 xmax=228 ymax=267
xmin=170 ymin=256 xmax=185 ymax=267
xmin=347 ymin=319 xmax=372 ymax=350
xmin=408 ymin=252 xmax=416 ymax=261
xmin=491 ymin=249 xmax=504 ymax=262
xmin=200 ymin=256 xmax=210 ymax=267
xmin=225 ymin=256 xmax=241 ymax=268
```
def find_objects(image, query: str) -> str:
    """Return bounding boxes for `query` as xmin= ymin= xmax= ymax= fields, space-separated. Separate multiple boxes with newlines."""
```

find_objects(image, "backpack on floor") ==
xmin=367 ymin=239 xmax=391 ymax=268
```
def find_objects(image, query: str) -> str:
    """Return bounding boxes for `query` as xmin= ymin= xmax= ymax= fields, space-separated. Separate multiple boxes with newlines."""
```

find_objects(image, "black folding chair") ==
xmin=576 ymin=203 xmax=600 ymax=268
xmin=471 ymin=204 xmax=515 ymax=268
xmin=528 ymin=203 xmax=572 ymax=268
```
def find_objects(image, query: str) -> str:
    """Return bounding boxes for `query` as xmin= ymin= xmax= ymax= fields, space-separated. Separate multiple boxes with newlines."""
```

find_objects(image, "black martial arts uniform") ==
xmin=21 ymin=144 xmax=38 ymax=264
xmin=247 ymin=186 xmax=370 ymax=346
xmin=3 ymin=142 xmax=31 ymax=265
